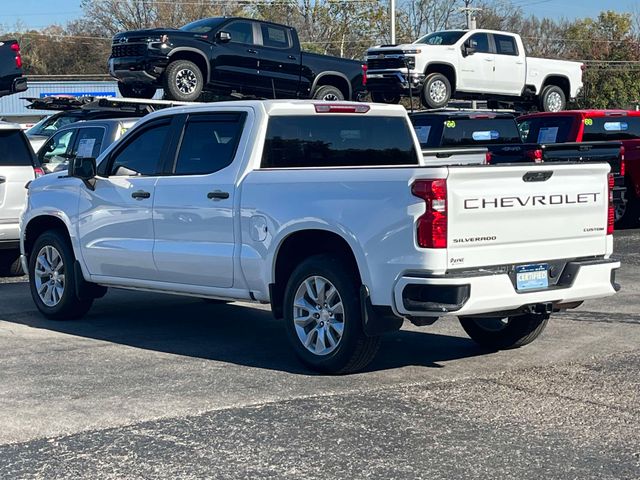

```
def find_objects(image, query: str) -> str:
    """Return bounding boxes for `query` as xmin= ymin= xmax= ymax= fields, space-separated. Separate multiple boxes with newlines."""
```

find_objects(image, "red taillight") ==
xmin=620 ymin=145 xmax=626 ymax=176
xmin=11 ymin=42 xmax=22 ymax=69
xmin=607 ymin=173 xmax=615 ymax=235
xmin=485 ymin=151 xmax=492 ymax=164
xmin=526 ymin=148 xmax=543 ymax=163
xmin=362 ymin=64 xmax=368 ymax=86
xmin=411 ymin=179 xmax=447 ymax=248
xmin=314 ymin=104 xmax=370 ymax=113
xmin=33 ymin=167 xmax=45 ymax=178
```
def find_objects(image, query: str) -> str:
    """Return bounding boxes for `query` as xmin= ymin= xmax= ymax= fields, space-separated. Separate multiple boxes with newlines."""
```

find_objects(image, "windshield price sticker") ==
xmin=584 ymin=118 xmax=593 ymax=126
xmin=444 ymin=120 xmax=456 ymax=128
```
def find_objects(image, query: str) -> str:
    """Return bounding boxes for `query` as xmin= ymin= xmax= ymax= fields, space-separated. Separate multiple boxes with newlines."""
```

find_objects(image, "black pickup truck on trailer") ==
xmin=0 ymin=39 xmax=26 ymax=97
xmin=109 ymin=17 xmax=366 ymax=102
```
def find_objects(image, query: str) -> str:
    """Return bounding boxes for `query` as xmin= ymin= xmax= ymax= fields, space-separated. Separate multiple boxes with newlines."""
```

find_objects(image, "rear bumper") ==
xmin=392 ymin=258 xmax=620 ymax=318
xmin=366 ymin=70 xmax=425 ymax=94
xmin=108 ymin=56 xmax=167 ymax=85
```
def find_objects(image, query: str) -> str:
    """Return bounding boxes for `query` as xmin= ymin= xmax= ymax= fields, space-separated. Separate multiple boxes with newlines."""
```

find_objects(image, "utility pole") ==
xmin=391 ymin=0 xmax=396 ymax=44
xmin=460 ymin=0 xmax=481 ymax=30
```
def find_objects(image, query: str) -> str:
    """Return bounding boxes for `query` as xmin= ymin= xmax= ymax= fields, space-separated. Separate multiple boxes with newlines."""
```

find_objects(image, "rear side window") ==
xmin=75 ymin=127 xmax=105 ymax=158
xmin=0 ymin=130 xmax=33 ymax=166
xmin=261 ymin=116 xmax=418 ymax=168
xmin=174 ymin=113 xmax=245 ymax=175
xmin=518 ymin=116 xmax=573 ymax=143
xmin=261 ymin=24 xmax=290 ymax=49
xmin=441 ymin=118 xmax=522 ymax=146
xmin=582 ymin=116 xmax=640 ymax=141
xmin=494 ymin=34 xmax=518 ymax=56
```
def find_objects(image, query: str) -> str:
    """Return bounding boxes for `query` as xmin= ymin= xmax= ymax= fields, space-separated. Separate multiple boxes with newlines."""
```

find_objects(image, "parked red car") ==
xmin=518 ymin=110 xmax=638 ymax=226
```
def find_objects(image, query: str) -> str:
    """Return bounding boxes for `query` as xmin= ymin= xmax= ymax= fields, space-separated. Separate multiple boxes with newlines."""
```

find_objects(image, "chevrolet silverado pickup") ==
xmin=0 ymin=39 xmax=26 ymax=97
xmin=366 ymin=29 xmax=583 ymax=111
xmin=20 ymin=101 xmax=619 ymax=373
xmin=518 ymin=110 xmax=640 ymax=227
xmin=109 ymin=17 xmax=366 ymax=102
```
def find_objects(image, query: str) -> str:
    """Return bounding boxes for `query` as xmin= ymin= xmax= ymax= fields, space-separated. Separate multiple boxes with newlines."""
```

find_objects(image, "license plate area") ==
xmin=515 ymin=264 xmax=549 ymax=291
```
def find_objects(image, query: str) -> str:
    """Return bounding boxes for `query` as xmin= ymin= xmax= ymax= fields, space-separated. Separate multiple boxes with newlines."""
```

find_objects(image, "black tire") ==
xmin=283 ymin=254 xmax=381 ymax=374
xmin=163 ymin=60 xmax=204 ymax=102
xmin=312 ymin=85 xmax=345 ymax=101
xmin=0 ymin=250 xmax=24 ymax=277
xmin=539 ymin=85 xmax=566 ymax=112
xmin=421 ymin=73 xmax=451 ymax=109
xmin=117 ymin=82 xmax=156 ymax=99
xmin=370 ymin=92 xmax=401 ymax=104
xmin=459 ymin=313 xmax=549 ymax=350
xmin=616 ymin=182 xmax=640 ymax=228
xmin=28 ymin=230 xmax=93 ymax=320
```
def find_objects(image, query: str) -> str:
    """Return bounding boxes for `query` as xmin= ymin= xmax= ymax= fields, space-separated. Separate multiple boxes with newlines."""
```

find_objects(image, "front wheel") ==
xmin=163 ymin=60 xmax=204 ymax=102
xmin=117 ymin=82 xmax=156 ymax=99
xmin=421 ymin=73 xmax=451 ymax=109
xmin=459 ymin=313 xmax=549 ymax=350
xmin=28 ymin=230 xmax=93 ymax=320
xmin=539 ymin=85 xmax=566 ymax=112
xmin=283 ymin=254 xmax=380 ymax=374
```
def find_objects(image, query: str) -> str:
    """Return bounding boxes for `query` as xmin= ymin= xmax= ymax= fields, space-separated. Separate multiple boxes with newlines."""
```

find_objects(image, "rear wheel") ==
xmin=283 ymin=254 xmax=380 ymax=374
xmin=539 ymin=85 xmax=566 ymax=112
xmin=0 ymin=250 xmax=24 ymax=276
xmin=312 ymin=85 xmax=345 ymax=101
xmin=117 ymin=82 xmax=156 ymax=99
xmin=370 ymin=92 xmax=401 ymax=104
xmin=28 ymin=230 xmax=93 ymax=320
xmin=459 ymin=313 xmax=549 ymax=350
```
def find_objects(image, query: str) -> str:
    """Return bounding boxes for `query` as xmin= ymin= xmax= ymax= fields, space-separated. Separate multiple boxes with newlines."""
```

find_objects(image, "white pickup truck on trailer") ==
xmin=366 ymin=29 xmax=584 ymax=112
xmin=21 ymin=100 xmax=618 ymax=373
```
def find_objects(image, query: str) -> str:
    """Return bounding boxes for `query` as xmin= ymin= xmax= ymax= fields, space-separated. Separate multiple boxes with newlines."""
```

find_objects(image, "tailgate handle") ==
xmin=523 ymin=171 xmax=553 ymax=182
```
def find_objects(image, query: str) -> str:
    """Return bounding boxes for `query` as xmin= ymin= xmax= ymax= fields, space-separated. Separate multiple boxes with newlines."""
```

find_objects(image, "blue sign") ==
xmin=39 ymin=91 xmax=117 ymax=98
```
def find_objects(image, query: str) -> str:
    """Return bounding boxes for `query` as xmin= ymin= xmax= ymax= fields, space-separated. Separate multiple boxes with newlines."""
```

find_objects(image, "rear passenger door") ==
xmin=152 ymin=111 xmax=247 ymax=288
xmin=492 ymin=34 xmax=524 ymax=95
xmin=256 ymin=22 xmax=301 ymax=98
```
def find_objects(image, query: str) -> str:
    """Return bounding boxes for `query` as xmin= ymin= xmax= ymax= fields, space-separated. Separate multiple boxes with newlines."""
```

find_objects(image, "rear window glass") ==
xmin=437 ymin=118 xmax=521 ymax=146
xmin=0 ymin=130 xmax=33 ymax=166
xmin=517 ymin=116 xmax=573 ymax=143
xmin=582 ymin=116 xmax=640 ymax=141
xmin=261 ymin=116 xmax=418 ymax=168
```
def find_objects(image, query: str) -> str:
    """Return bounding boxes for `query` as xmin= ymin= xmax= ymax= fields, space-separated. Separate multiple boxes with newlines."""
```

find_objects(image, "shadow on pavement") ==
xmin=2 ymin=283 xmax=487 ymax=375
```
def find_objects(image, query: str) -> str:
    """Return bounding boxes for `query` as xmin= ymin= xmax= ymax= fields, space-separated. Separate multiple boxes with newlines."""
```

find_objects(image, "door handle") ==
xmin=484 ymin=58 xmax=493 ymax=62
xmin=131 ymin=190 xmax=151 ymax=200
xmin=247 ymin=48 xmax=258 ymax=54
xmin=207 ymin=190 xmax=230 ymax=200
xmin=287 ymin=55 xmax=296 ymax=60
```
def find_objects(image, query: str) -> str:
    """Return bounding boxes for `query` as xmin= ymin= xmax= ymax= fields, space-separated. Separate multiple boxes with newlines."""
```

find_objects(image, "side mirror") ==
xmin=463 ymin=44 xmax=476 ymax=57
xmin=69 ymin=156 xmax=97 ymax=189
xmin=216 ymin=31 xmax=231 ymax=43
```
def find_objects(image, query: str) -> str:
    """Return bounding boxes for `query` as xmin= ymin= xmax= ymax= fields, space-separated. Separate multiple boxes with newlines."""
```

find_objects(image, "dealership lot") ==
xmin=0 ymin=229 xmax=637 ymax=479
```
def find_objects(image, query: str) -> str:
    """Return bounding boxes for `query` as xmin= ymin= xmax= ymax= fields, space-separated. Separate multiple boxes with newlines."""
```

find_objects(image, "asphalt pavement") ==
xmin=0 ymin=231 xmax=638 ymax=479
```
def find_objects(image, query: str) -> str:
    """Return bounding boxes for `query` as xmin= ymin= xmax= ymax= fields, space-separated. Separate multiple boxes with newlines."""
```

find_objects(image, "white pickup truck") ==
xmin=20 ymin=101 xmax=618 ymax=373
xmin=366 ymin=29 xmax=584 ymax=112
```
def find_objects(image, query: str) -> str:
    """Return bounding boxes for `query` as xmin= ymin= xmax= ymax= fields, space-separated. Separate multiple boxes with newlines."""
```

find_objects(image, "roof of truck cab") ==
xmin=138 ymin=100 xmax=409 ymax=122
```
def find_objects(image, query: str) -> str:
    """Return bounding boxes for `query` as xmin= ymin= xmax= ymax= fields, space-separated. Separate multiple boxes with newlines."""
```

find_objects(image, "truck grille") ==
xmin=111 ymin=43 xmax=147 ymax=58
xmin=367 ymin=57 xmax=406 ymax=70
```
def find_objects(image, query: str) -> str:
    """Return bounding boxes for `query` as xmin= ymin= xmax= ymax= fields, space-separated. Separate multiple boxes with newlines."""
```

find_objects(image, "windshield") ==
xmin=414 ymin=31 xmax=465 ymax=46
xmin=26 ymin=114 xmax=77 ymax=137
xmin=180 ymin=18 xmax=226 ymax=34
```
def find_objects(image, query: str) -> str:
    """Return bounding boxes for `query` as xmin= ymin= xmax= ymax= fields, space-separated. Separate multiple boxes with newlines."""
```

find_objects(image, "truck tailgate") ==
xmin=446 ymin=163 xmax=610 ymax=269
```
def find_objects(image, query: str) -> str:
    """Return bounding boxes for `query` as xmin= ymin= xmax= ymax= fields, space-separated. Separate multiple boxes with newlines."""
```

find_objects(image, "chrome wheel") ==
xmin=175 ymin=68 xmax=198 ymax=95
xmin=323 ymin=93 xmax=340 ymax=101
xmin=293 ymin=275 xmax=344 ymax=356
xmin=546 ymin=91 xmax=563 ymax=112
xmin=34 ymin=245 xmax=65 ymax=307
xmin=429 ymin=80 xmax=447 ymax=103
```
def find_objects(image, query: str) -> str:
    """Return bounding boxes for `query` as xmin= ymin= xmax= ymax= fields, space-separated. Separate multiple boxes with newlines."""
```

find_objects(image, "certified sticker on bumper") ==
xmin=516 ymin=264 xmax=549 ymax=291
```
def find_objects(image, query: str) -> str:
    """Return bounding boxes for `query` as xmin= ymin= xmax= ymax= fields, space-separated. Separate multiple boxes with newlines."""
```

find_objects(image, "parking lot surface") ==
xmin=0 ymin=231 xmax=638 ymax=479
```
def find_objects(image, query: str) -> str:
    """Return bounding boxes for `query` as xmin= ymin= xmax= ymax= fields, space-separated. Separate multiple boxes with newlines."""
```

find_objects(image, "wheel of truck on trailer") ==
xmin=421 ymin=73 xmax=451 ymax=109
xmin=539 ymin=85 xmax=566 ymax=112
xmin=163 ymin=59 xmax=204 ymax=102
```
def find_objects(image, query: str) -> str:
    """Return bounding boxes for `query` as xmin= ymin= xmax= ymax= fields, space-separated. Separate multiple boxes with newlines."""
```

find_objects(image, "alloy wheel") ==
xmin=34 ymin=245 xmax=65 ymax=307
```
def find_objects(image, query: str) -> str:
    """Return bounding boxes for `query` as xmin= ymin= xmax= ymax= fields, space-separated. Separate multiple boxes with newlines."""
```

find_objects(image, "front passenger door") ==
xmin=78 ymin=118 xmax=174 ymax=281
xmin=212 ymin=20 xmax=261 ymax=96
xmin=458 ymin=33 xmax=495 ymax=92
